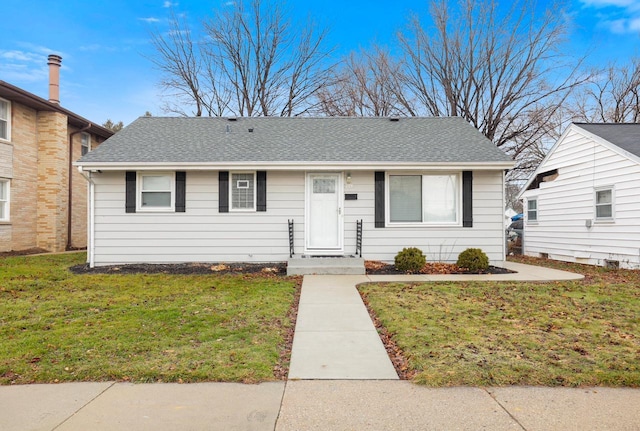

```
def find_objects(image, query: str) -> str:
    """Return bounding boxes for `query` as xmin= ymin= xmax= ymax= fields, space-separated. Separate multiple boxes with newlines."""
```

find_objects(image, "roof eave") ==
xmin=75 ymin=160 xmax=515 ymax=171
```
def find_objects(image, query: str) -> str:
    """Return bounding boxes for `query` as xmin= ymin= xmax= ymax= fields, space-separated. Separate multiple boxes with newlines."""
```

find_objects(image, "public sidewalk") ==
xmin=2 ymin=381 xmax=640 ymax=430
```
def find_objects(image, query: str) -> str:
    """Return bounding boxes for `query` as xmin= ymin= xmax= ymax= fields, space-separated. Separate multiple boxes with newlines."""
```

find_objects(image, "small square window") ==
xmin=0 ymin=179 xmax=9 ymax=221
xmin=138 ymin=173 xmax=174 ymax=210
xmin=595 ymin=188 xmax=613 ymax=219
xmin=527 ymin=199 xmax=537 ymax=222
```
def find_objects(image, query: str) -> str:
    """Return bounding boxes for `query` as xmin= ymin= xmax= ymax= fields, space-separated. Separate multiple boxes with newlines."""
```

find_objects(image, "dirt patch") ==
xmin=274 ymin=275 xmax=303 ymax=380
xmin=0 ymin=248 xmax=50 ymax=258
xmin=365 ymin=260 xmax=515 ymax=275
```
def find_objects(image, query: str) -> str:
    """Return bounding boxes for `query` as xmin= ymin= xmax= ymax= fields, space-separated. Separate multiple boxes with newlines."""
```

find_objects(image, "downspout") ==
xmin=77 ymin=167 xmax=95 ymax=267
xmin=67 ymin=123 xmax=92 ymax=250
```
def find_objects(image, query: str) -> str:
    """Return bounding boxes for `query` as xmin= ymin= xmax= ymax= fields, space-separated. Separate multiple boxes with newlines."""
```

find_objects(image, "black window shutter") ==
xmin=219 ymin=171 xmax=229 ymax=213
xmin=125 ymin=171 xmax=136 ymax=213
xmin=175 ymin=171 xmax=186 ymax=212
xmin=374 ymin=171 xmax=385 ymax=228
xmin=257 ymin=171 xmax=267 ymax=212
xmin=462 ymin=171 xmax=473 ymax=227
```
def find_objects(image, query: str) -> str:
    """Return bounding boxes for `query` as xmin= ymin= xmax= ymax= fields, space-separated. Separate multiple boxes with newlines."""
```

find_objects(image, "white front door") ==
xmin=306 ymin=173 xmax=343 ymax=252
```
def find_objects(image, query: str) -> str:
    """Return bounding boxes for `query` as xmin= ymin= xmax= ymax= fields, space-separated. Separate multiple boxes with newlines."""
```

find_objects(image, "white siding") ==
xmin=521 ymin=127 xmax=640 ymax=269
xmin=91 ymin=169 xmax=506 ymax=266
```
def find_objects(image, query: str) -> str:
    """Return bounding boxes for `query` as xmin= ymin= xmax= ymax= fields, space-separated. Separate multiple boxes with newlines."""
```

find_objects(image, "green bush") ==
xmin=394 ymin=247 xmax=426 ymax=273
xmin=456 ymin=248 xmax=489 ymax=272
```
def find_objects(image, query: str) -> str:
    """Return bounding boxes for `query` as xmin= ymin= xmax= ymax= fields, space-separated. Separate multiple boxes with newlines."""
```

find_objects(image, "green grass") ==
xmin=0 ymin=253 xmax=298 ymax=384
xmin=359 ymin=257 xmax=640 ymax=387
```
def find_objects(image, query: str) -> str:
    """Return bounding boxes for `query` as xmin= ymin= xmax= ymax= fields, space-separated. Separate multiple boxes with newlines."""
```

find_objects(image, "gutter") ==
xmin=67 ymin=123 xmax=92 ymax=250
xmin=77 ymin=167 xmax=96 ymax=268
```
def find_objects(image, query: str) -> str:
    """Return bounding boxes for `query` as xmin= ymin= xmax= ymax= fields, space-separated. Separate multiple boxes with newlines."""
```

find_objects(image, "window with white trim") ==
xmin=0 ymin=179 xmax=9 ymax=221
xmin=388 ymin=173 xmax=459 ymax=224
xmin=527 ymin=199 xmax=537 ymax=222
xmin=595 ymin=188 xmax=613 ymax=220
xmin=138 ymin=173 xmax=174 ymax=210
xmin=0 ymin=98 xmax=10 ymax=141
xmin=81 ymin=133 xmax=90 ymax=156
xmin=231 ymin=172 xmax=256 ymax=211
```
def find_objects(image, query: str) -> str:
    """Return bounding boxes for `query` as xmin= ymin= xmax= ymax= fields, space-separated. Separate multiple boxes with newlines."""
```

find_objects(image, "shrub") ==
xmin=456 ymin=248 xmax=489 ymax=272
xmin=394 ymin=247 xmax=426 ymax=273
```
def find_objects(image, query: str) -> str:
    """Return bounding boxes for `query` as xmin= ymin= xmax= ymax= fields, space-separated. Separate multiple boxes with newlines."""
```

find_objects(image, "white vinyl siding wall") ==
xmin=522 ymin=127 xmax=640 ymax=269
xmin=91 ymin=169 xmax=506 ymax=266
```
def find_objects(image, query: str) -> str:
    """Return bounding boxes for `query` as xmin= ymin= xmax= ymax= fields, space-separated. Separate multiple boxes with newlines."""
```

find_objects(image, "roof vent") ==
xmin=389 ymin=117 xmax=400 ymax=122
xmin=227 ymin=117 xmax=237 ymax=122
xmin=248 ymin=128 xmax=254 ymax=133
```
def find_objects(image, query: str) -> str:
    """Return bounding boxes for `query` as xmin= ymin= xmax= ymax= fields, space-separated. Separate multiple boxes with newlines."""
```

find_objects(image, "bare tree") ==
xmin=570 ymin=59 xmax=640 ymax=123
xmin=397 ymin=0 xmax=588 ymax=179
xmin=316 ymin=46 xmax=411 ymax=117
xmin=149 ymin=0 xmax=334 ymax=117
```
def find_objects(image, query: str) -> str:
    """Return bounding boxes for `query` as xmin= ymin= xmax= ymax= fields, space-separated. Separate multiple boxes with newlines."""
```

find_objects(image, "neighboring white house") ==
xmin=519 ymin=123 xmax=640 ymax=269
xmin=75 ymin=117 xmax=513 ymax=268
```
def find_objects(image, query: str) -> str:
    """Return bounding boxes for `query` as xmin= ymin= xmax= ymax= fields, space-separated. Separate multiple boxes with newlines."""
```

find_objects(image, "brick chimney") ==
xmin=47 ymin=54 xmax=62 ymax=104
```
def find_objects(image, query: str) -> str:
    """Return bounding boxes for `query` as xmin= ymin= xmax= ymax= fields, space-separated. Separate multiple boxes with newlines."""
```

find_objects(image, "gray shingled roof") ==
xmin=577 ymin=123 xmax=640 ymax=158
xmin=77 ymin=117 xmax=513 ymax=165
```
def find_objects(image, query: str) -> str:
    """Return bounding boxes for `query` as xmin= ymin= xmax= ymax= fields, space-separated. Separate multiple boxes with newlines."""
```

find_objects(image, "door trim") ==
xmin=304 ymin=172 xmax=344 ymax=254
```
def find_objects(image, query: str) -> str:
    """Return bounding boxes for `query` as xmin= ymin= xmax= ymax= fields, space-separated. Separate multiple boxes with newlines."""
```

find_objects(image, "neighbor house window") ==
xmin=0 ymin=180 xmax=9 ymax=221
xmin=81 ymin=133 xmax=90 ymax=156
xmin=595 ymin=188 xmax=613 ymax=219
xmin=0 ymin=98 xmax=10 ymax=141
xmin=138 ymin=173 xmax=174 ymax=210
xmin=231 ymin=172 xmax=255 ymax=211
xmin=388 ymin=173 xmax=459 ymax=224
xmin=527 ymin=199 xmax=537 ymax=222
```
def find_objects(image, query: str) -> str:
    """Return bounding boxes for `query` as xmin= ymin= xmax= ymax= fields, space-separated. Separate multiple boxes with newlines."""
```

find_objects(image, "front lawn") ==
xmin=359 ymin=256 xmax=640 ymax=387
xmin=0 ymin=253 xmax=299 ymax=384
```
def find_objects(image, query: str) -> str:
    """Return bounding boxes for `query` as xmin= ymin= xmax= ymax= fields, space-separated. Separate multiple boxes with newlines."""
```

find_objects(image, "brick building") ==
xmin=0 ymin=55 xmax=114 ymax=253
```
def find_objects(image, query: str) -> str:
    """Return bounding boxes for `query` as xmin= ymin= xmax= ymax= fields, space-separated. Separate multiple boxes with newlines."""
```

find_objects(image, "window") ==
xmin=527 ymin=199 xmax=537 ymax=222
xmin=231 ymin=172 xmax=255 ymax=211
xmin=595 ymin=188 xmax=613 ymax=219
xmin=0 ymin=180 xmax=9 ymax=221
xmin=138 ymin=173 xmax=174 ymax=210
xmin=388 ymin=173 xmax=459 ymax=224
xmin=81 ymin=133 xmax=90 ymax=156
xmin=0 ymin=98 xmax=10 ymax=141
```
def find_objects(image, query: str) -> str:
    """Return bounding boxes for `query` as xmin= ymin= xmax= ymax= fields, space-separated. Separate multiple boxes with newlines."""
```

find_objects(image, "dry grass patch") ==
xmin=359 ymin=257 xmax=640 ymax=387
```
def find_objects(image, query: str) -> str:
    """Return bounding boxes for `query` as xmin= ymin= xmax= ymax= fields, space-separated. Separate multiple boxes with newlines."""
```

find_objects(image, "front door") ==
xmin=306 ymin=173 xmax=343 ymax=252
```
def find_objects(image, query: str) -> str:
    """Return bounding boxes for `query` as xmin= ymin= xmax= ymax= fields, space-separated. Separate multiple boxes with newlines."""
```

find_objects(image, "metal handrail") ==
xmin=356 ymin=219 xmax=363 ymax=257
xmin=288 ymin=219 xmax=295 ymax=258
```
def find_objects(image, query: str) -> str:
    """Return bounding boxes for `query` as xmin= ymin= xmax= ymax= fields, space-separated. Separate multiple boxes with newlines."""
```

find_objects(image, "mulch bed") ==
xmin=0 ymin=248 xmax=50 ymax=258
xmin=365 ymin=260 xmax=515 ymax=275
xmin=70 ymin=262 xmax=288 ymax=276
xmin=69 ymin=260 xmax=513 ymax=276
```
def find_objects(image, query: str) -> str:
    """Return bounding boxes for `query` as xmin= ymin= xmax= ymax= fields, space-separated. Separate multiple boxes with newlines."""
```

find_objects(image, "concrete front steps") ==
xmin=286 ymin=256 xmax=365 ymax=275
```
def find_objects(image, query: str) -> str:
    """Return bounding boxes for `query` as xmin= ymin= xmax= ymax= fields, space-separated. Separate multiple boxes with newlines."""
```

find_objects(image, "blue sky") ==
xmin=1 ymin=0 xmax=638 ymax=126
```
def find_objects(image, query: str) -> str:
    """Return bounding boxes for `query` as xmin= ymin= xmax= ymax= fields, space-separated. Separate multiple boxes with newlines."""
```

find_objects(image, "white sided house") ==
xmin=75 ymin=117 xmax=513 ymax=270
xmin=520 ymin=123 xmax=640 ymax=269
